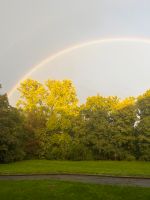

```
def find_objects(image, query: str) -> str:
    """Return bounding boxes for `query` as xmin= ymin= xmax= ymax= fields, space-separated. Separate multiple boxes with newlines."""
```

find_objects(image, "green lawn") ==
xmin=0 ymin=180 xmax=150 ymax=200
xmin=0 ymin=160 xmax=150 ymax=177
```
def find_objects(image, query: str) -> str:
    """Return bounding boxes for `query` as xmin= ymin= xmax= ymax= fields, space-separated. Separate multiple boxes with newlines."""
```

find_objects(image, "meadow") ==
xmin=0 ymin=160 xmax=150 ymax=177
xmin=0 ymin=180 xmax=150 ymax=200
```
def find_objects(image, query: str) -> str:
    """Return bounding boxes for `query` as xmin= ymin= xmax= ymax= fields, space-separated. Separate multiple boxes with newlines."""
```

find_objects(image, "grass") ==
xmin=0 ymin=180 xmax=150 ymax=200
xmin=0 ymin=160 xmax=150 ymax=177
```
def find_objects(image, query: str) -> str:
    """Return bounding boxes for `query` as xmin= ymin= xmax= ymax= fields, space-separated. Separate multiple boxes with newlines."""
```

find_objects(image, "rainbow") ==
xmin=8 ymin=37 xmax=150 ymax=99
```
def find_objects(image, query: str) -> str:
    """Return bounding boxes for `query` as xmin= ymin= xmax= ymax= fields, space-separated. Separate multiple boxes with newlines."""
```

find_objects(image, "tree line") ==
xmin=0 ymin=80 xmax=150 ymax=163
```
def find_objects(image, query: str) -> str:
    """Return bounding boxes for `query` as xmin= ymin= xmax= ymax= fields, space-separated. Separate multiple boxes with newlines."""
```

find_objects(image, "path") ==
xmin=0 ymin=174 xmax=150 ymax=187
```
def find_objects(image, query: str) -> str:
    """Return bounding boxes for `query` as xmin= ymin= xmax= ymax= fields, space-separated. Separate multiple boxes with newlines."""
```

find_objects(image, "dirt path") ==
xmin=0 ymin=174 xmax=150 ymax=187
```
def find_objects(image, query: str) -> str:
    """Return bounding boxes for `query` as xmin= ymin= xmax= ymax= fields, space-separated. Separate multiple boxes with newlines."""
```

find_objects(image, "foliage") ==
xmin=0 ymin=86 xmax=25 ymax=163
xmin=1 ymin=79 xmax=150 ymax=162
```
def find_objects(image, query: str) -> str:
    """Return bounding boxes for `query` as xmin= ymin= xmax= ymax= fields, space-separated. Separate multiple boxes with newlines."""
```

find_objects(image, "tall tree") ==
xmin=137 ymin=90 xmax=150 ymax=135
xmin=0 ymin=85 xmax=25 ymax=163
xmin=75 ymin=95 xmax=119 ymax=160
xmin=17 ymin=79 xmax=79 ymax=158
xmin=17 ymin=79 xmax=47 ymax=158
xmin=136 ymin=90 xmax=150 ymax=160
xmin=111 ymin=97 xmax=137 ymax=160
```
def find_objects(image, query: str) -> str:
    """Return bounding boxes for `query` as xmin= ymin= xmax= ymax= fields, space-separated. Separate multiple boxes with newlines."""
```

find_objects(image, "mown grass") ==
xmin=0 ymin=160 xmax=150 ymax=177
xmin=0 ymin=180 xmax=150 ymax=200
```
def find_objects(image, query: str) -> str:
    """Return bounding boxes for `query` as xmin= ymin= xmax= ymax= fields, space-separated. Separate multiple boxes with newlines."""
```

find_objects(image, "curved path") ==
xmin=0 ymin=174 xmax=150 ymax=187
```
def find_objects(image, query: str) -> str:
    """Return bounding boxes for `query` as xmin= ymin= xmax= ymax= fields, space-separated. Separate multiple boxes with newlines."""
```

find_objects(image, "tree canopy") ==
xmin=0 ymin=79 xmax=150 ymax=163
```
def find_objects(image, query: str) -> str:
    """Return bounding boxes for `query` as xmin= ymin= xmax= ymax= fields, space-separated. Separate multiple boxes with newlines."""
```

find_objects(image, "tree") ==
xmin=45 ymin=80 xmax=78 ymax=115
xmin=16 ymin=78 xmax=150 ymax=161
xmin=17 ymin=79 xmax=47 ymax=158
xmin=74 ymin=95 xmax=119 ymax=160
xmin=110 ymin=97 xmax=137 ymax=160
xmin=0 ymin=85 xmax=25 ymax=163
xmin=136 ymin=90 xmax=150 ymax=160
xmin=17 ymin=79 xmax=79 ymax=158
xmin=45 ymin=80 xmax=78 ymax=134
xmin=136 ymin=90 xmax=150 ymax=135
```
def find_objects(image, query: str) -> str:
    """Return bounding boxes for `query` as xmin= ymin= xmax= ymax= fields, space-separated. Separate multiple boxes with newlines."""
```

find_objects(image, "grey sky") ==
xmin=0 ymin=0 xmax=150 ymax=103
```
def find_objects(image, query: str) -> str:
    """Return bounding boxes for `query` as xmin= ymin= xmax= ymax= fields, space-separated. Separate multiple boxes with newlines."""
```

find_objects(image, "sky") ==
xmin=0 ymin=0 xmax=150 ymax=104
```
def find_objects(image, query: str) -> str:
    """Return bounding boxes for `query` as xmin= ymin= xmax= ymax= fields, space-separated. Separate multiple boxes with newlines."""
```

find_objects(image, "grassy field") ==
xmin=0 ymin=180 xmax=150 ymax=200
xmin=0 ymin=160 xmax=150 ymax=177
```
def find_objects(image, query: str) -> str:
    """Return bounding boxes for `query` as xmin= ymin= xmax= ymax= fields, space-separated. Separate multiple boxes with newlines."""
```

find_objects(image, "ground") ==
xmin=0 ymin=180 xmax=150 ymax=200
xmin=0 ymin=160 xmax=150 ymax=200
xmin=0 ymin=160 xmax=150 ymax=177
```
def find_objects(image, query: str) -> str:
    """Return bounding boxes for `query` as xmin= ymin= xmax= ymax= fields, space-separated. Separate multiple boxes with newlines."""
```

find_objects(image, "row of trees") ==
xmin=0 ymin=80 xmax=150 ymax=163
